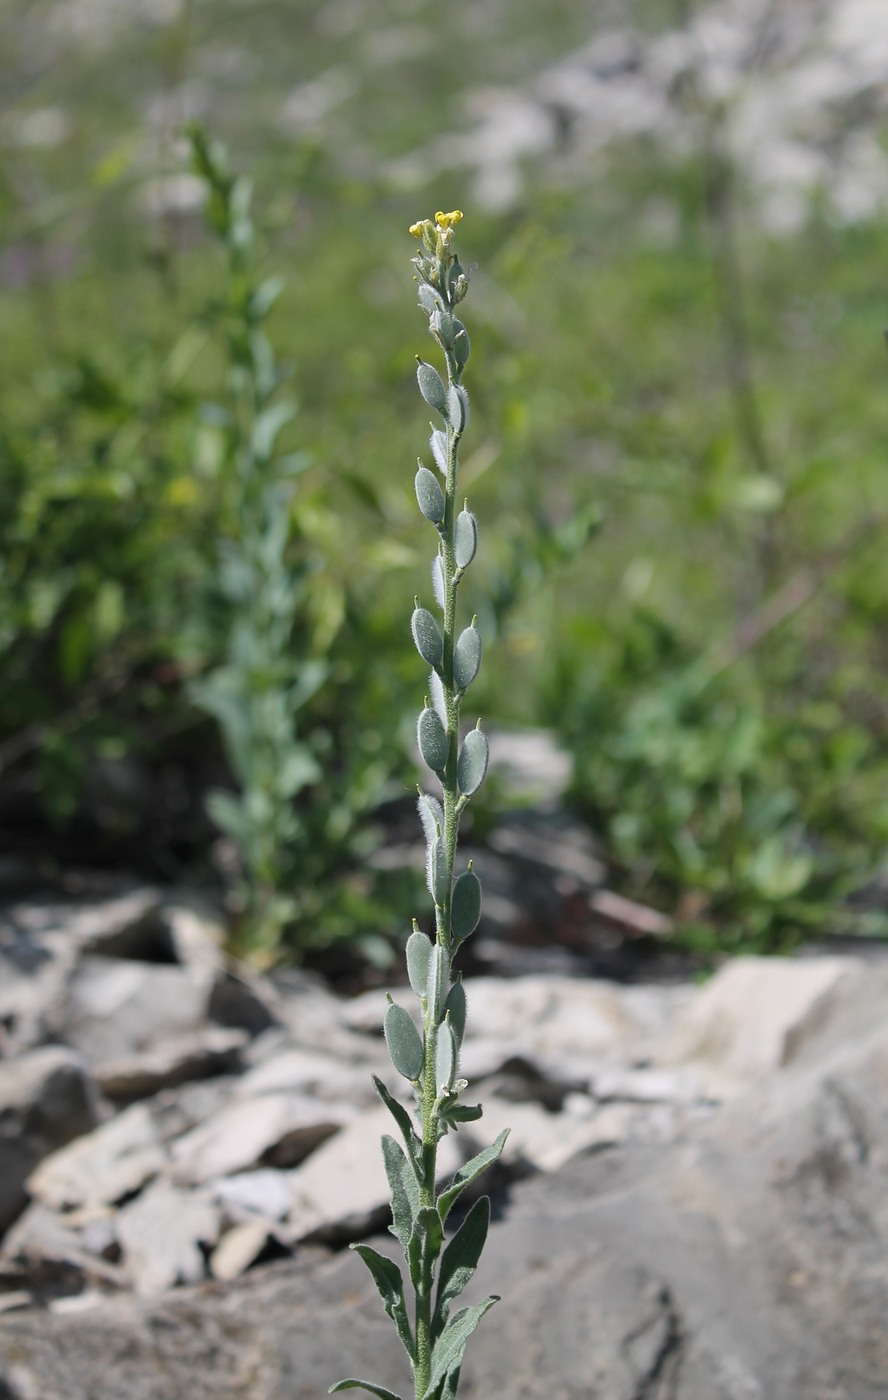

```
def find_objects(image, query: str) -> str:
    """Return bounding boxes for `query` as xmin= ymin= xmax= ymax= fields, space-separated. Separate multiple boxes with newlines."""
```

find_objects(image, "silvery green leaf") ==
xmin=417 ymin=361 xmax=447 ymax=413
xmin=429 ymin=836 xmax=450 ymax=906
xmin=350 ymin=1245 xmax=415 ymax=1361
xmin=423 ymin=1298 xmax=499 ymax=1400
xmin=453 ymin=320 xmax=470 ymax=368
xmin=415 ymin=466 xmax=445 ymax=524
xmin=382 ymin=1135 xmax=420 ymax=1247
xmin=430 ymin=428 xmax=448 ymax=475
xmin=418 ymin=283 xmax=439 ymax=314
xmin=437 ymin=1130 xmax=510 ymax=1221
xmin=418 ymin=706 xmax=449 ymax=773
xmin=418 ymin=792 xmax=444 ymax=846
xmin=429 ymin=671 xmax=447 ymax=727
xmin=454 ymin=510 xmax=478 ymax=569
xmin=444 ymin=980 xmax=466 ymax=1047
xmin=453 ymin=625 xmax=481 ymax=690
xmin=329 ymin=1381 xmax=402 ymax=1400
xmin=457 ymin=727 xmax=489 ymax=797
xmin=427 ymin=941 xmax=450 ymax=1019
xmin=251 ymin=400 xmax=295 ymax=463
xmin=412 ymin=607 xmax=444 ymax=668
xmin=432 ymin=1197 xmax=490 ymax=1336
xmin=372 ymin=1075 xmax=422 ymax=1176
xmin=435 ymin=1022 xmax=455 ymax=1093
xmin=447 ymin=385 xmax=469 ymax=433
xmin=451 ymin=869 xmax=482 ymax=942
xmin=432 ymin=555 xmax=445 ymax=609
xmin=384 ymin=1003 xmax=424 ymax=1081
xmin=406 ymin=930 xmax=433 ymax=999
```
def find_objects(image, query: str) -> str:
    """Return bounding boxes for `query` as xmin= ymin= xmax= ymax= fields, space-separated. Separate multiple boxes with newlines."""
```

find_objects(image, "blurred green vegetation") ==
xmin=2 ymin=0 xmax=888 ymax=959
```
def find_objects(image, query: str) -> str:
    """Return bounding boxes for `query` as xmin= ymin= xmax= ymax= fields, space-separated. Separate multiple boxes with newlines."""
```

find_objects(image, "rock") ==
xmin=207 ymin=967 xmax=279 ymax=1036
xmin=61 ymin=958 xmax=215 ymax=1068
xmin=0 ymin=1203 xmax=126 ymax=1293
xmin=171 ymin=1094 xmax=348 ymax=1184
xmin=210 ymin=1169 xmax=293 ymax=1223
xmin=117 ymin=1180 xmax=219 ymax=1296
xmin=0 ymin=1047 xmax=101 ymax=1233
xmin=233 ymin=1047 xmax=379 ymax=1108
xmin=209 ymin=1219 xmax=280 ymax=1282
xmin=27 ymin=1104 xmax=166 ymax=1212
xmin=61 ymin=890 xmax=170 ymax=960
xmin=161 ymin=900 xmax=227 ymax=973
xmin=475 ymin=1096 xmax=640 ymax=1174
xmin=96 ymin=1028 xmax=248 ymax=1102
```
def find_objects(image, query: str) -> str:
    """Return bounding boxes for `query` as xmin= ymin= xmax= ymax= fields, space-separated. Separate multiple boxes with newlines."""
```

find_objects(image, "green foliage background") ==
xmin=2 ymin=0 xmax=888 ymax=958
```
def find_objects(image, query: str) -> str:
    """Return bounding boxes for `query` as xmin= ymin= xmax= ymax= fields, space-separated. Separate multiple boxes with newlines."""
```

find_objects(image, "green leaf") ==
xmin=441 ymin=1103 xmax=482 ymax=1128
xmin=453 ymin=625 xmax=481 ymax=690
xmin=251 ymin=400 xmax=295 ymax=462
xmin=412 ymin=607 xmax=444 ymax=668
xmin=417 ymin=361 xmax=447 ymax=413
xmin=371 ymin=1075 xmax=421 ymax=1177
xmin=351 ymin=1244 xmax=414 ymax=1360
xmin=406 ymin=930 xmax=433 ymax=999
xmin=329 ymin=1381 xmax=402 ymax=1400
xmin=444 ymin=981 xmax=466 ymax=1047
xmin=451 ymin=870 xmax=481 ymax=943
xmin=454 ymin=510 xmax=477 ymax=569
xmin=384 ymin=1003 xmax=424 ymax=1081
xmin=433 ymin=1197 xmax=490 ymax=1337
xmin=418 ymin=706 xmax=449 ymax=773
xmin=382 ymin=1135 xmax=419 ymax=1249
xmin=415 ymin=466 xmax=446 ymax=524
xmin=457 ymin=728 xmax=489 ymax=798
xmin=437 ymin=1130 xmax=510 ymax=1221
xmin=423 ymin=1298 xmax=499 ymax=1400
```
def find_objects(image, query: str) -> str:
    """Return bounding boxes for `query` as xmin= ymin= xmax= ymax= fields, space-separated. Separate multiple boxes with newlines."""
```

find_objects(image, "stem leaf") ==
xmin=422 ymin=1298 xmax=499 ymax=1400
xmin=432 ymin=1196 xmax=490 ymax=1337
xmin=371 ymin=1075 xmax=422 ymax=1177
xmin=437 ymin=1129 xmax=510 ymax=1221
xmin=350 ymin=1244 xmax=415 ymax=1361
xmin=382 ymin=1134 xmax=420 ymax=1249
xmin=329 ymin=1382 xmax=402 ymax=1400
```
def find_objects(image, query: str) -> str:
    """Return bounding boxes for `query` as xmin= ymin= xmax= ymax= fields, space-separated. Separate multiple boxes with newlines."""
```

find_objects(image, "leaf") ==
xmin=382 ymin=1135 xmax=419 ymax=1249
xmin=457 ymin=729 xmax=489 ymax=798
xmin=384 ymin=1003 xmax=424 ymax=1081
xmin=437 ymin=1130 xmax=510 ymax=1221
xmin=371 ymin=1075 xmax=422 ymax=1178
xmin=329 ymin=1381 xmax=402 ymax=1400
xmin=351 ymin=1244 xmax=414 ymax=1360
xmin=423 ymin=1298 xmax=499 ymax=1400
xmin=433 ymin=1197 xmax=490 ymax=1337
xmin=251 ymin=400 xmax=295 ymax=463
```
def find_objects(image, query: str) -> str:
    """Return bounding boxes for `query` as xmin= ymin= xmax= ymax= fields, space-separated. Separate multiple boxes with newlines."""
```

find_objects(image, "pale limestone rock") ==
xmin=96 ymin=1027 xmax=248 ymax=1101
xmin=171 ymin=1093 xmax=349 ymax=1184
xmin=62 ymin=958 xmax=214 ymax=1066
xmin=210 ymin=1219 xmax=277 ymax=1281
xmin=27 ymin=1104 xmax=166 ymax=1211
xmin=210 ymin=1169 xmax=293 ymax=1223
xmin=117 ymin=1179 xmax=219 ymax=1296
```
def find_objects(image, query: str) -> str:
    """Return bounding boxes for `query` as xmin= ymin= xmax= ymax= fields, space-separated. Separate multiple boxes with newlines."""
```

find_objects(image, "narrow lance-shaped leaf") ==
xmin=422 ymin=1298 xmax=499 ymax=1400
xmin=371 ymin=1075 xmax=422 ymax=1177
xmin=384 ymin=1003 xmax=424 ymax=1082
xmin=382 ymin=1135 xmax=420 ymax=1248
xmin=433 ymin=1197 xmax=490 ymax=1337
xmin=329 ymin=1381 xmax=402 ymax=1400
xmin=438 ymin=1129 xmax=510 ymax=1221
xmin=351 ymin=1245 xmax=415 ymax=1361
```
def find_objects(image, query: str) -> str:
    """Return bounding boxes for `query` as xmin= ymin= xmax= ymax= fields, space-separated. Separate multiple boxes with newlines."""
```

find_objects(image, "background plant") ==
xmin=332 ymin=212 xmax=506 ymax=1400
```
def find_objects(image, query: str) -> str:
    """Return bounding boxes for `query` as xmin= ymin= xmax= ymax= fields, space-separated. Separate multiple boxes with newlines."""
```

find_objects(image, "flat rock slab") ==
xmin=171 ymin=1093 xmax=349 ymax=1184
xmin=27 ymin=1104 xmax=166 ymax=1212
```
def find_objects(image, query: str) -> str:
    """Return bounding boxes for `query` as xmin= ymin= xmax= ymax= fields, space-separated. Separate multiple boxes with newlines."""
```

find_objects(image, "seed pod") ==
xmin=411 ymin=606 xmax=443 ymax=668
xmin=447 ymin=385 xmax=469 ymax=433
xmin=454 ymin=509 xmax=478 ymax=569
xmin=453 ymin=319 xmax=470 ymax=368
xmin=445 ymin=980 xmax=467 ymax=1048
xmin=417 ymin=791 xmax=444 ymax=847
xmin=453 ymin=623 xmax=482 ymax=690
xmin=406 ymin=928 xmax=433 ymax=998
xmin=429 ymin=670 xmax=447 ymax=727
xmin=415 ymin=466 xmax=445 ymax=524
xmin=433 ymin=307 xmax=455 ymax=348
xmin=451 ymin=867 xmax=482 ymax=941
xmin=432 ymin=555 xmax=445 ymax=609
xmin=384 ymin=1002 xmax=424 ymax=1081
xmin=428 ymin=835 xmax=450 ymax=905
xmin=426 ymin=942 xmax=450 ymax=1020
xmin=418 ymin=284 xmax=439 ymax=314
xmin=429 ymin=428 xmax=448 ymax=475
xmin=417 ymin=361 xmax=447 ymax=414
xmin=458 ymin=726 xmax=489 ymax=797
xmin=418 ymin=706 xmax=449 ymax=773
xmin=435 ymin=1021 xmax=455 ymax=1093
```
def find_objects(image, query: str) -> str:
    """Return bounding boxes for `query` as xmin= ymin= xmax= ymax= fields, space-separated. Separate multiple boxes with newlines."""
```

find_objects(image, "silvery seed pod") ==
xmin=458 ymin=727 xmax=489 ymax=797
xmin=415 ymin=465 xmax=445 ymax=524
xmin=447 ymin=385 xmax=469 ymax=433
xmin=384 ymin=1002 xmax=424 ymax=1081
xmin=429 ymin=670 xmax=447 ymax=727
xmin=418 ymin=284 xmax=439 ymax=314
xmin=451 ymin=867 xmax=482 ymax=941
xmin=432 ymin=555 xmax=445 ymax=609
xmin=428 ymin=835 xmax=450 ymax=905
xmin=418 ymin=705 xmax=449 ymax=773
xmin=426 ymin=941 xmax=450 ymax=1020
xmin=411 ymin=606 xmax=444 ymax=668
xmin=454 ymin=509 xmax=478 ymax=569
xmin=429 ymin=428 xmax=448 ymax=475
xmin=406 ymin=928 xmax=433 ymax=998
xmin=445 ymin=980 xmax=467 ymax=1047
xmin=433 ymin=307 xmax=455 ymax=348
xmin=417 ymin=361 xmax=447 ymax=414
xmin=453 ymin=319 xmax=470 ymax=368
xmin=453 ymin=623 xmax=482 ymax=690
xmin=435 ymin=1021 xmax=455 ymax=1093
xmin=418 ymin=791 xmax=444 ymax=847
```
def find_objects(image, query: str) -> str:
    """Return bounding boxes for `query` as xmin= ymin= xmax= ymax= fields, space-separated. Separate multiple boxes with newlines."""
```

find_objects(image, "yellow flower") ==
xmin=408 ymin=221 xmax=427 ymax=238
xmin=435 ymin=210 xmax=463 ymax=230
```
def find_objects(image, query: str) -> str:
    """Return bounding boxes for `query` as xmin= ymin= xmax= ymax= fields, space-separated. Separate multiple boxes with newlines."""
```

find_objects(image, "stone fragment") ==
xmin=61 ymin=890 xmax=169 ymax=960
xmin=1 ymin=1203 xmax=125 ymax=1289
xmin=474 ymin=1097 xmax=638 ymax=1174
xmin=209 ymin=1219 xmax=277 ymax=1282
xmin=208 ymin=968 xmax=279 ymax=1036
xmin=210 ymin=1170 xmax=293 ymax=1223
xmin=62 ymin=958 xmax=214 ymax=1067
xmin=171 ymin=1094 xmax=347 ymax=1184
xmin=96 ymin=1028 xmax=248 ymax=1102
xmin=234 ymin=1048 xmax=377 ymax=1107
xmin=27 ymin=1104 xmax=165 ymax=1211
xmin=0 ymin=1046 xmax=101 ymax=1233
xmin=161 ymin=899 xmax=227 ymax=973
xmin=117 ymin=1179 xmax=219 ymax=1296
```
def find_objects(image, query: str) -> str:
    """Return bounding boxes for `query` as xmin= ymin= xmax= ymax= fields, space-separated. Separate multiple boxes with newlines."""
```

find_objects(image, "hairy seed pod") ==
xmin=433 ymin=307 xmax=455 ymax=348
xmin=435 ymin=1021 xmax=455 ymax=1093
xmin=453 ymin=623 xmax=482 ymax=689
xmin=447 ymin=385 xmax=469 ymax=433
xmin=429 ymin=670 xmax=447 ymax=727
xmin=432 ymin=555 xmax=445 ymax=609
xmin=453 ymin=319 xmax=470 ymax=368
xmin=458 ymin=727 xmax=489 ymax=797
xmin=418 ymin=706 xmax=449 ymax=773
xmin=418 ymin=284 xmax=439 ymax=314
xmin=451 ymin=867 xmax=482 ymax=941
xmin=406 ymin=928 xmax=433 ymax=998
xmin=429 ymin=428 xmax=448 ymax=475
xmin=415 ymin=466 xmax=445 ymax=524
xmin=454 ymin=509 xmax=478 ymax=569
xmin=417 ymin=791 xmax=444 ymax=847
xmin=428 ymin=835 xmax=450 ymax=905
xmin=427 ymin=942 xmax=450 ymax=1020
xmin=384 ymin=1002 xmax=424 ymax=1081
xmin=411 ymin=607 xmax=443 ymax=668
xmin=445 ymin=980 xmax=467 ymax=1048
xmin=417 ymin=361 xmax=447 ymax=413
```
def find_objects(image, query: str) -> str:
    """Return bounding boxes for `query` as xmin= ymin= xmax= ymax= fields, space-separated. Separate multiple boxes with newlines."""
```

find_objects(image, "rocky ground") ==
xmin=3 ymin=858 xmax=888 ymax=1397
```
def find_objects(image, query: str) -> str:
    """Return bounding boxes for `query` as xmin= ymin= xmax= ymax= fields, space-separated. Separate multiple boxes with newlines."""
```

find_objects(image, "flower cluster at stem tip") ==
xmin=408 ymin=210 xmax=469 ymax=302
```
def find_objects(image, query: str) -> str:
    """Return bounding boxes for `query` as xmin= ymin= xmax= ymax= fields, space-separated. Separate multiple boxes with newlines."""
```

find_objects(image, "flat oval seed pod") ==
xmin=454 ymin=510 xmax=478 ymax=569
xmin=453 ymin=624 xmax=482 ymax=689
xmin=415 ymin=466 xmax=445 ymax=524
xmin=406 ymin=929 xmax=433 ymax=998
xmin=445 ymin=980 xmax=467 ymax=1047
xmin=453 ymin=319 xmax=470 ymax=368
xmin=431 ymin=555 xmax=445 ymax=609
xmin=451 ymin=868 xmax=482 ymax=941
xmin=429 ymin=428 xmax=448 ymax=475
xmin=417 ymin=791 xmax=444 ymax=847
xmin=457 ymin=727 xmax=489 ymax=797
xmin=418 ymin=706 xmax=449 ymax=773
xmin=435 ymin=1022 xmax=455 ymax=1093
xmin=418 ymin=284 xmax=439 ymax=314
xmin=427 ymin=942 xmax=450 ymax=1019
xmin=384 ymin=1002 xmax=424 ymax=1081
xmin=447 ymin=385 xmax=469 ymax=433
xmin=411 ymin=607 xmax=444 ymax=668
xmin=429 ymin=836 xmax=450 ymax=905
xmin=417 ymin=361 xmax=447 ymax=413
xmin=428 ymin=670 xmax=447 ymax=727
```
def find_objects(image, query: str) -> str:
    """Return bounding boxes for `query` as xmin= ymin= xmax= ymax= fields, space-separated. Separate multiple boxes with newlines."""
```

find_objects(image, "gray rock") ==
xmin=117 ymin=1179 xmax=219 ymax=1296
xmin=96 ymin=1028 xmax=248 ymax=1102
xmin=0 ymin=1047 xmax=101 ymax=1233
xmin=209 ymin=1219 xmax=280 ymax=1282
xmin=0 ymin=1203 xmax=126 ymax=1292
xmin=27 ymin=1103 xmax=166 ymax=1211
xmin=61 ymin=958 xmax=215 ymax=1068
xmin=171 ymin=1093 xmax=348 ymax=1184
xmin=210 ymin=1169 xmax=293 ymax=1223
